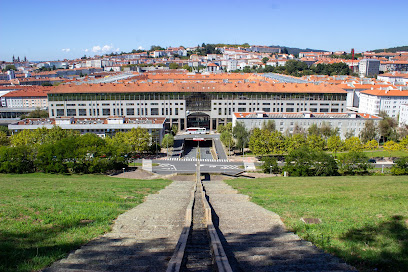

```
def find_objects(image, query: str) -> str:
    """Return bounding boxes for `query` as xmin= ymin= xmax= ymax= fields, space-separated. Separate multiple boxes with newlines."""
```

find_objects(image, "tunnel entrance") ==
xmin=182 ymin=138 xmax=214 ymax=160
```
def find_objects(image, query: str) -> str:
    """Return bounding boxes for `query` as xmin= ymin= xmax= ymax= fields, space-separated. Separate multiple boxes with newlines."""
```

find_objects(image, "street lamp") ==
xmin=270 ymin=165 xmax=272 ymax=175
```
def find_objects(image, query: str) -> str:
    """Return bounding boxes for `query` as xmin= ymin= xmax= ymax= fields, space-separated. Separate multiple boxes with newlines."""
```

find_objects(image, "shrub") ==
xmin=390 ymin=157 xmax=408 ymax=175
xmin=338 ymin=151 xmax=372 ymax=175
xmin=261 ymin=157 xmax=280 ymax=174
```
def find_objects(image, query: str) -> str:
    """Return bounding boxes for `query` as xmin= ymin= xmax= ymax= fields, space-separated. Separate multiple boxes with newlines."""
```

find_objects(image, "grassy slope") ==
xmin=0 ymin=173 xmax=170 ymax=272
xmin=226 ymin=176 xmax=408 ymax=272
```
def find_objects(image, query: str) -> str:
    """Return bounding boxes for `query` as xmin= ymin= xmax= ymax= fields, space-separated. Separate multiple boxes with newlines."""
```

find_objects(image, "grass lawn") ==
xmin=362 ymin=150 xmax=408 ymax=158
xmin=0 ymin=173 xmax=170 ymax=272
xmin=226 ymin=176 xmax=408 ymax=272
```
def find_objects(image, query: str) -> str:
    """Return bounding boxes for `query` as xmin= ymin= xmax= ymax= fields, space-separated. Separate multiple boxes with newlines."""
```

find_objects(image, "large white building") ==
xmin=47 ymin=73 xmax=348 ymax=131
xmin=232 ymin=111 xmax=381 ymax=139
xmin=359 ymin=87 xmax=408 ymax=118
xmin=1 ymin=87 xmax=51 ymax=109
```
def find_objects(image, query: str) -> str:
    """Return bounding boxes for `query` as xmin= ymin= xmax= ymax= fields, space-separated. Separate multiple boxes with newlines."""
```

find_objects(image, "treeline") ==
xmin=234 ymin=60 xmax=355 ymax=77
xmin=0 ymin=127 xmax=155 ymax=174
xmin=218 ymin=119 xmax=408 ymax=176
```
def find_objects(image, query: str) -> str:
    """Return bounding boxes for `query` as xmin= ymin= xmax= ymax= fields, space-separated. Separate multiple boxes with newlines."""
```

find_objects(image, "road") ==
xmin=152 ymin=159 xmax=243 ymax=175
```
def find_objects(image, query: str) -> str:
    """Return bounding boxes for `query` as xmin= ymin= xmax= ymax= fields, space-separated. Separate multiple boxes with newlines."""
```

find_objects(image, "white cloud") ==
xmin=138 ymin=46 xmax=144 ymax=50
xmin=90 ymin=44 xmax=119 ymax=53
xmin=92 ymin=45 xmax=101 ymax=53
xmin=84 ymin=49 xmax=89 ymax=52
xmin=61 ymin=48 xmax=71 ymax=52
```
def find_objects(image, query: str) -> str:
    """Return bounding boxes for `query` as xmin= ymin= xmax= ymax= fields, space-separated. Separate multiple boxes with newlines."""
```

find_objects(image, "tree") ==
xmin=359 ymin=120 xmax=377 ymax=143
xmin=262 ymin=57 xmax=269 ymax=64
xmin=285 ymin=134 xmax=307 ymax=153
xmin=338 ymin=151 xmax=372 ymax=175
xmin=320 ymin=121 xmax=338 ymax=138
xmin=378 ymin=112 xmax=398 ymax=143
xmin=327 ymin=135 xmax=343 ymax=157
xmin=344 ymin=137 xmax=363 ymax=152
xmin=383 ymin=140 xmax=401 ymax=156
xmin=390 ymin=157 xmax=408 ymax=175
xmin=364 ymin=139 xmax=379 ymax=150
xmin=283 ymin=145 xmax=338 ymax=176
xmin=308 ymin=123 xmax=320 ymax=136
xmin=261 ymin=157 xmax=280 ymax=174
xmin=262 ymin=120 xmax=275 ymax=132
xmin=161 ymin=134 xmax=174 ymax=149
xmin=220 ymin=130 xmax=235 ymax=151
xmin=0 ymin=146 xmax=34 ymax=174
xmin=249 ymin=128 xmax=269 ymax=155
xmin=233 ymin=122 xmax=249 ymax=154
xmin=400 ymin=136 xmax=408 ymax=151
xmin=125 ymin=128 xmax=151 ymax=153
xmin=171 ymin=125 xmax=178 ymax=135
xmin=307 ymin=134 xmax=326 ymax=151
xmin=4 ymin=65 xmax=16 ymax=71
xmin=169 ymin=63 xmax=180 ymax=69
xmin=0 ymin=131 xmax=9 ymax=146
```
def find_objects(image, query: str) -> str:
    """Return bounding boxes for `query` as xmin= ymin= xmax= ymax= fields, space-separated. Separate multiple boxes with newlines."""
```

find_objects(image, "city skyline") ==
xmin=1 ymin=0 xmax=408 ymax=61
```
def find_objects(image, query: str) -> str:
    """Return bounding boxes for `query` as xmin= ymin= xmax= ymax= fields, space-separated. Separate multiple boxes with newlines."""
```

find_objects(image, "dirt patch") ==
xmin=114 ymin=169 xmax=157 ymax=180
xmin=244 ymin=172 xmax=280 ymax=178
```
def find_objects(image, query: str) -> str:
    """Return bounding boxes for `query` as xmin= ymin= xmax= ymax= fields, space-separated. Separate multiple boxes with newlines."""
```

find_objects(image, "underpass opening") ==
xmin=182 ymin=138 xmax=214 ymax=160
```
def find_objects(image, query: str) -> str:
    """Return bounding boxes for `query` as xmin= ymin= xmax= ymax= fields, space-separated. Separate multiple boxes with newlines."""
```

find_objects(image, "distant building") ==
xmin=359 ymin=87 xmax=408 ymax=118
xmin=249 ymin=46 xmax=281 ymax=54
xmin=232 ymin=111 xmax=381 ymax=139
xmin=399 ymin=104 xmax=408 ymax=127
xmin=359 ymin=59 xmax=380 ymax=77
xmin=2 ymin=87 xmax=50 ymax=109
xmin=8 ymin=117 xmax=166 ymax=142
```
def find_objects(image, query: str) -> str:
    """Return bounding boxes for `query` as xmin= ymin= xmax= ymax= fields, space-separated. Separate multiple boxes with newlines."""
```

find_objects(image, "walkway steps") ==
xmin=43 ymin=180 xmax=195 ymax=272
xmin=203 ymin=180 xmax=357 ymax=272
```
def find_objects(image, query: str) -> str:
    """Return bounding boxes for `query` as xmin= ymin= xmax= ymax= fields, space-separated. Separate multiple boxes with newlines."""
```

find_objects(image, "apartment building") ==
xmin=359 ymin=88 xmax=408 ymax=118
xmin=359 ymin=59 xmax=380 ymax=77
xmin=399 ymin=104 xmax=408 ymax=127
xmin=232 ymin=111 xmax=381 ymax=139
xmin=47 ymin=74 xmax=348 ymax=131
xmin=2 ymin=87 xmax=51 ymax=109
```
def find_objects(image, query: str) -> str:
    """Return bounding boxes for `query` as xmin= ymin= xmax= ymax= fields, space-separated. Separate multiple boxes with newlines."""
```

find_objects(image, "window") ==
xmin=56 ymin=109 xmax=64 ymax=116
xmin=151 ymin=108 xmax=159 ymax=115
xmin=262 ymin=108 xmax=270 ymax=112
xmin=238 ymin=108 xmax=246 ymax=112
xmin=79 ymin=109 xmax=86 ymax=116
xmin=127 ymin=108 xmax=135 ymax=115
xmin=103 ymin=109 xmax=110 ymax=116
xmin=286 ymin=108 xmax=294 ymax=112
xmin=320 ymin=108 xmax=329 ymax=113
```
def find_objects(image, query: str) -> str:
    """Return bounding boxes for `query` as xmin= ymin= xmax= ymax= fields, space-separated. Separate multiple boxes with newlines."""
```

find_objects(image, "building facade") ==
xmin=232 ymin=111 xmax=381 ymax=139
xmin=359 ymin=88 xmax=408 ymax=118
xmin=47 ymin=81 xmax=348 ymax=131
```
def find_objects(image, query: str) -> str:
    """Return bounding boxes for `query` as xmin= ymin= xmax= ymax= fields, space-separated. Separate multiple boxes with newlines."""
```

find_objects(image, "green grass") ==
xmin=226 ymin=176 xmax=408 ymax=272
xmin=362 ymin=150 xmax=408 ymax=158
xmin=129 ymin=162 xmax=159 ymax=167
xmin=0 ymin=173 xmax=170 ymax=272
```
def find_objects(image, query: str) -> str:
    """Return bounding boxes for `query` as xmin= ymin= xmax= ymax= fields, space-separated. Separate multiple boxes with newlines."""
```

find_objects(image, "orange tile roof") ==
xmin=3 ymin=86 xmax=52 ymax=97
xmin=360 ymin=89 xmax=408 ymax=97
xmin=50 ymin=82 xmax=346 ymax=95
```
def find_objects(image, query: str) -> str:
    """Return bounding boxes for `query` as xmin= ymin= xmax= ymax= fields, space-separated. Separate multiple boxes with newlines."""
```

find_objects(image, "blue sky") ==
xmin=1 ymin=0 xmax=407 ymax=61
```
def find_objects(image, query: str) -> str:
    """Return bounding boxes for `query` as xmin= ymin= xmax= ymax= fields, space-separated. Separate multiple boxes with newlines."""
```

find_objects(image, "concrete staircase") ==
xmin=203 ymin=180 xmax=357 ymax=272
xmin=43 ymin=180 xmax=195 ymax=272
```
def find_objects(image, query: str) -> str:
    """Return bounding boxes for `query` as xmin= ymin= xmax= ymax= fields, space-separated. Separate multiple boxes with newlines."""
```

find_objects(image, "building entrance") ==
xmin=187 ymin=112 xmax=210 ymax=129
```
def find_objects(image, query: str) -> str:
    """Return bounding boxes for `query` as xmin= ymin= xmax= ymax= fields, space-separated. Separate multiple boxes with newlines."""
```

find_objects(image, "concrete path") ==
xmin=43 ymin=180 xmax=195 ymax=272
xmin=203 ymin=180 xmax=357 ymax=272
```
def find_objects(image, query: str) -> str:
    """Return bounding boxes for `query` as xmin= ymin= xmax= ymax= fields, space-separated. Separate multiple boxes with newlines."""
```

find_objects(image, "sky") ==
xmin=1 ymin=0 xmax=407 ymax=61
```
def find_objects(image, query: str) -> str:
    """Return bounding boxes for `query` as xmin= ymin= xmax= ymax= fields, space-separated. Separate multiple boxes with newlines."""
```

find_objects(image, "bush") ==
xmin=0 ymin=146 xmax=35 ymax=174
xmin=338 ymin=151 xmax=372 ymax=175
xmin=261 ymin=157 xmax=280 ymax=174
xmin=390 ymin=157 xmax=408 ymax=175
xmin=283 ymin=146 xmax=338 ymax=177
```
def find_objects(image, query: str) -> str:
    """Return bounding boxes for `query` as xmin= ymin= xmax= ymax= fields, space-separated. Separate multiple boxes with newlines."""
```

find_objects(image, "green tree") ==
xmin=261 ymin=157 xmax=280 ymax=174
xmin=307 ymin=134 xmax=326 ymax=151
xmin=327 ymin=135 xmax=343 ymax=157
xmin=378 ymin=112 xmax=398 ymax=143
xmin=0 ymin=146 xmax=34 ymax=174
xmin=233 ymin=122 xmax=249 ymax=154
xmin=261 ymin=57 xmax=269 ymax=64
xmin=249 ymin=128 xmax=269 ymax=155
xmin=283 ymin=145 xmax=338 ymax=176
xmin=390 ymin=157 xmax=408 ymax=175
xmin=308 ymin=123 xmax=320 ymax=136
xmin=338 ymin=151 xmax=372 ymax=175
xmin=171 ymin=125 xmax=178 ymax=135
xmin=285 ymin=134 xmax=307 ymax=153
xmin=169 ymin=63 xmax=180 ymax=69
xmin=4 ymin=65 xmax=16 ymax=71
xmin=161 ymin=134 xmax=174 ymax=149
xmin=344 ymin=137 xmax=363 ymax=151
xmin=0 ymin=131 xmax=9 ymax=146
xmin=359 ymin=120 xmax=377 ymax=143
xmin=262 ymin=120 xmax=275 ymax=132
xmin=125 ymin=128 xmax=151 ymax=153
xmin=383 ymin=140 xmax=401 ymax=157
xmin=220 ymin=130 xmax=235 ymax=151
xmin=364 ymin=139 xmax=379 ymax=150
